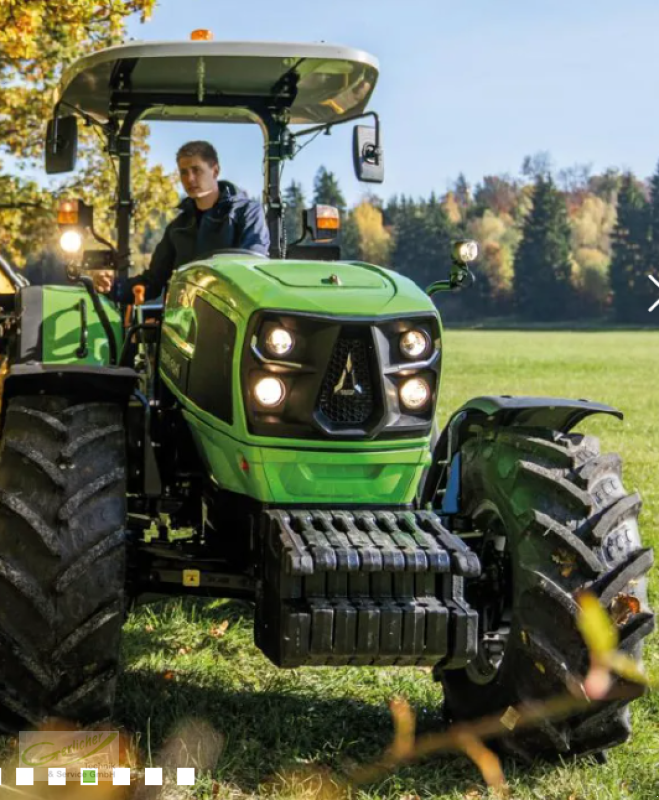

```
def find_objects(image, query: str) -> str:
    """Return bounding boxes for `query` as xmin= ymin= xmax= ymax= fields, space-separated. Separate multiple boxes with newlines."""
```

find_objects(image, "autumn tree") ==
xmin=343 ymin=201 xmax=391 ymax=265
xmin=610 ymin=174 xmax=651 ymax=322
xmin=513 ymin=175 xmax=574 ymax=320
xmin=0 ymin=0 xmax=181 ymax=271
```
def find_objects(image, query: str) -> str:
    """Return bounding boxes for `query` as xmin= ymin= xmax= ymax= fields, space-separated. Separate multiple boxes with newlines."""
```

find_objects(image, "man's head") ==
xmin=176 ymin=141 xmax=220 ymax=201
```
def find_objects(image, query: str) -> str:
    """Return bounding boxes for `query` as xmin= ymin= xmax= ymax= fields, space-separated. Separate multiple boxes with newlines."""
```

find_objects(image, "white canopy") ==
xmin=54 ymin=40 xmax=379 ymax=126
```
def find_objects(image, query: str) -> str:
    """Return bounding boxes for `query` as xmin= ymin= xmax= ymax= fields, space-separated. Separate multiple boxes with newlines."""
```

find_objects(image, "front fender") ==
xmin=419 ymin=395 xmax=623 ymax=510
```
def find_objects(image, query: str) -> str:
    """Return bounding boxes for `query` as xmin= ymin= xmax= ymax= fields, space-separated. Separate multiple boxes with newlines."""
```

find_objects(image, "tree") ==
xmin=346 ymin=201 xmax=391 ymax=265
xmin=283 ymin=181 xmax=306 ymax=246
xmin=312 ymin=167 xmax=346 ymax=214
xmin=513 ymin=175 xmax=574 ymax=320
xmin=0 ymin=0 xmax=179 ymax=271
xmin=610 ymin=174 xmax=651 ymax=322
xmin=391 ymin=196 xmax=454 ymax=289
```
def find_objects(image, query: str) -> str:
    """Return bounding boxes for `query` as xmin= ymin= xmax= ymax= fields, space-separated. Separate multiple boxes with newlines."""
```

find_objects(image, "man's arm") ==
xmin=236 ymin=199 xmax=270 ymax=256
xmin=111 ymin=226 xmax=176 ymax=303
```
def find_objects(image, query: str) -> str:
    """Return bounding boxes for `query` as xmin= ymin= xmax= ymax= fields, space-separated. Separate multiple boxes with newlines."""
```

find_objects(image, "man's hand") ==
xmin=92 ymin=270 xmax=115 ymax=294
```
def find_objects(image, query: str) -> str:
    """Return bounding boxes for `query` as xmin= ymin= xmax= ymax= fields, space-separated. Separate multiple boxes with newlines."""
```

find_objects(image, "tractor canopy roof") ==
xmin=54 ymin=40 xmax=379 ymax=126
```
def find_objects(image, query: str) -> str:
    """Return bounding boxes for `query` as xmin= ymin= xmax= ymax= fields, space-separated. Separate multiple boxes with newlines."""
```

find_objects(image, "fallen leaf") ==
xmin=210 ymin=620 xmax=229 ymax=638
xmin=163 ymin=670 xmax=176 ymax=681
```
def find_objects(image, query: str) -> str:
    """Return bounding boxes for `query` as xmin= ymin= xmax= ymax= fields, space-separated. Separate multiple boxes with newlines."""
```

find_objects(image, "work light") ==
xmin=60 ymin=229 xmax=83 ymax=254
xmin=399 ymin=377 xmax=430 ymax=410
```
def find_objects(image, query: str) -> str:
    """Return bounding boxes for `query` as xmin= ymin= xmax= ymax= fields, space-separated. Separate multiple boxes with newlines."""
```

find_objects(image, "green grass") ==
xmin=114 ymin=331 xmax=659 ymax=799
xmin=4 ymin=331 xmax=656 ymax=799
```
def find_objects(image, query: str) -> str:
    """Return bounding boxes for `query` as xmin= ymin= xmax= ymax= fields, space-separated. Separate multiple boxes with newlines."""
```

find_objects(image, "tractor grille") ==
xmin=318 ymin=337 xmax=374 ymax=425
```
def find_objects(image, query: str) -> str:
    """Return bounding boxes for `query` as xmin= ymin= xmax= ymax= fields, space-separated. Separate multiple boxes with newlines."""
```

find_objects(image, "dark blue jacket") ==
xmin=120 ymin=180 xmax=269 ymax=301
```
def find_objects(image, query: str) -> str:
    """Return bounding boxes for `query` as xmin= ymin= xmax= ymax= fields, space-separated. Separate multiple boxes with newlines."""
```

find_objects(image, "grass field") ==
xmin=48 ymin=332 xmax=659 ymax=798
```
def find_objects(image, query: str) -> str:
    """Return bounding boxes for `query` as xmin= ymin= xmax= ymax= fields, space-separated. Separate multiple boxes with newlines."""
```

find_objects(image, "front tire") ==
xmin=0 ymin=396 xmax=126 ymax=730
xmin=435 ymin=428 xmax=654 ymax=760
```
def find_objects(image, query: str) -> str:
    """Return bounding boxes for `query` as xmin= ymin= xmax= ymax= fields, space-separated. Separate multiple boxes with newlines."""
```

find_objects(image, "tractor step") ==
xmin=255 ymin=509 xmax=480 ymax=668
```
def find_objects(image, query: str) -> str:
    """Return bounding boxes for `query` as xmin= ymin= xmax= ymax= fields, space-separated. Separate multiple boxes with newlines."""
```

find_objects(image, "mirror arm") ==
xmin=291 ymin=110 xmax=380 ymax=150
xmin=59 ymin=100 xmax=113 ymax=137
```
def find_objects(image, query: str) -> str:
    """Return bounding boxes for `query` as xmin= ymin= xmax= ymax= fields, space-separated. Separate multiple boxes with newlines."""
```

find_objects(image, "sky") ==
xmin=106 ymin=1 xmax=659 ymax=204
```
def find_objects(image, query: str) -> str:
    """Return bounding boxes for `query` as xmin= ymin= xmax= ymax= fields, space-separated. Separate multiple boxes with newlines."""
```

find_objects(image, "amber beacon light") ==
xmin=190 ymin=29 xmax=214 ymax=41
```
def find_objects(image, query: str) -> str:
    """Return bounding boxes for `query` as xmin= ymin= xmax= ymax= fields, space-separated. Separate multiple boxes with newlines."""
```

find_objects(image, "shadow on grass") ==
xmin=114 ymin=666 xmax=495 ymax=794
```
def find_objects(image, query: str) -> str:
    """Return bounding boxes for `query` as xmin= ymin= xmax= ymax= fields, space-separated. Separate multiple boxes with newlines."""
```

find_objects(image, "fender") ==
xmin=420 ymin=395 xmax=623 ymax=512
xmin=3 ymin=363 xmax=138 ymax=406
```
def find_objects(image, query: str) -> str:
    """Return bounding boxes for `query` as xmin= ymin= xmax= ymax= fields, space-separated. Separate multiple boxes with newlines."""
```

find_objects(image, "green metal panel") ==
xmin=161 ymin=255 xmax=442 ymax=505
xmin=181 ymin=401 xmax=430 ymax=504
xmin=168 ymin=256 xmax=436 ymax=319
xmin=42 ymin=286 xmax=122 ymax=365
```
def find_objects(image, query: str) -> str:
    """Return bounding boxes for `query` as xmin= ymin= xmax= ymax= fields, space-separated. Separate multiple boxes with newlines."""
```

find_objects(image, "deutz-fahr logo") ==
xmin=333 ymin=352 xmax=363 ymax=397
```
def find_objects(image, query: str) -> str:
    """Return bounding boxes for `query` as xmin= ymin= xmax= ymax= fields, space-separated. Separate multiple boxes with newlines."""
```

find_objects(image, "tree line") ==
xmin=0 ymin=3 xmax=655 ymax=323
xmin=295 ymin=159 xmax=656 ymax=323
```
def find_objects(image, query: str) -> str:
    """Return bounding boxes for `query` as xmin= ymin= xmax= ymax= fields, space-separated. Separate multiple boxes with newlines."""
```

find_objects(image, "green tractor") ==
xmin=0 ymin=37 xmax=652 ymax=762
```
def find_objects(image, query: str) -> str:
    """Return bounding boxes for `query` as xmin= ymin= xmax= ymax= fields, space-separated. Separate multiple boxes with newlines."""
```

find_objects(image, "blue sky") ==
xmin=120 ymin=0 xmax=659 ymax=205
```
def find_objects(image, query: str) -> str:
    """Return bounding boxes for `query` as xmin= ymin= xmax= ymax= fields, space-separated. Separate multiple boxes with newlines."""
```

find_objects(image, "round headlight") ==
xmin=400 ymin=377 xmax=431 ymax=410
xmin=265 ymin=327 xmax=294 ymax=357
xmin=400 ymin=330 xmax=429 ymax=359
xmin=60 ymin=229 xmax=83 ymax=254
xmin=254 ymin=376 xmax=285 ymax=407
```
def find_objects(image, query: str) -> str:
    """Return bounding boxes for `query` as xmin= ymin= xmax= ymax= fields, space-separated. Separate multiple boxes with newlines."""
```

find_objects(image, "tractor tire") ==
xmin=435 ymin=427 xmax=654 ymax=760
xmin=0 ymin=395 xmax=126 ymax=731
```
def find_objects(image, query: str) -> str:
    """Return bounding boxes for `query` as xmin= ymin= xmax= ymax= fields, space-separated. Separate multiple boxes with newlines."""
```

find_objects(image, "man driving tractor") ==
xmin=94 ymin=140 xmax=269 ymax=299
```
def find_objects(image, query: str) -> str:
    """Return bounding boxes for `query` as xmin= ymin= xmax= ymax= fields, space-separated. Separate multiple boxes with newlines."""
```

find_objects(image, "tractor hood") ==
xmin=174 ymin=255 xmax=435 ymax=317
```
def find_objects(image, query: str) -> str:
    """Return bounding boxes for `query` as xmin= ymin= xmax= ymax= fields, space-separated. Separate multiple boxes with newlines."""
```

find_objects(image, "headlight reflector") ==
xmin=60 ymin=229 xmax=83 ymax=254
xmin=399 ymin=377 xmax=431 ymax=410
xmin=254 ymin=376 xmax=285 ymax=407
xmin=400 ymin=329 xmax=429 ymax=359
xmin=265 ymin=327 xmax=294 ymax=357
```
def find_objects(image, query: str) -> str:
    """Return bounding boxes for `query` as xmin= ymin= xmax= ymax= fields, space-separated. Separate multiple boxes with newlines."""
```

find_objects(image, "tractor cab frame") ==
xmin=46 ymin=39 xmax=384 ymax=266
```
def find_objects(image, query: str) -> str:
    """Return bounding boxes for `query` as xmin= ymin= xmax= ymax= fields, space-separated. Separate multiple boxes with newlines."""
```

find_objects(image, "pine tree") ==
xmin=610 ymin=174 xmax=650 ymax=322
xmin=391 ymin=196 xmax=454 ymax=288
xmin=283 ymin=180 xmax=306 ymax=245
xmin=513 ymin=175 xmax=574 ymax=320
xmin=313 ymin=167 xmax=346 ymax=214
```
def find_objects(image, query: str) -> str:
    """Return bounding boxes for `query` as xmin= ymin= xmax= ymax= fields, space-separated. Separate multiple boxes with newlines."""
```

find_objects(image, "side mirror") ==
xmin=353 ymin=125 xmax=384 ymax=183
xmin=45 ymin=116 xmax=78 ymax=174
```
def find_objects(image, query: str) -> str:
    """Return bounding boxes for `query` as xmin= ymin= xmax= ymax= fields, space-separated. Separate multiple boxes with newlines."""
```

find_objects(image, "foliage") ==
xmin=513 ymin=174 xmax=574 ymax=320
xmin=0 ymin=0 xmax=178 ymax=273
xmin=610 ymin=174 xmax=650 ymax=322
xmin=283 ymin=180 xmax=306 ymax=247
xmin=344 ymin=200 xmax=392 ymax=266
xmin=312 ymin=167 xmax=346 ymax=213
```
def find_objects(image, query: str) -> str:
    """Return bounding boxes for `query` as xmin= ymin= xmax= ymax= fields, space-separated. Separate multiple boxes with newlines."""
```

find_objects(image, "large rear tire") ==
xmin=435 ymin=428 xmax=654 ymax=760
xmin=0 ymin=396 xmax=126 ymax=731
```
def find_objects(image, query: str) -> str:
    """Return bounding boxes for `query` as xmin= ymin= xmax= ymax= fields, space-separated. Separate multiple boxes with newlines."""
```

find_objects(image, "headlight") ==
xmin=265 ymin=327 xmax=294 ymax=357
xmin=399 ymin=329 xmax=429 ymax=359
xmin=399 ymin=377 xmax=431 ymax=410
xmin=60 ymin=229 xmax=83 ymax=254
xmin=254 ymin=376 xmax=285 ymax=407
